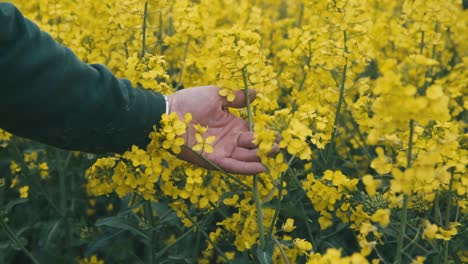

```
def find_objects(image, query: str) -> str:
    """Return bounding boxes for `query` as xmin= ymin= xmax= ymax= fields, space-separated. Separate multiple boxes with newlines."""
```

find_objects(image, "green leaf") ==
xmin=117 ymin=199 xmax=146 ymax=217
xmin=256 ymin=240 xmax=274 ymax=264
xmin=0 ymin=240 xmax=11 ymax=250
xmin=4 ymin=198 xmax=28 ymax=214
xmin=85 ymin=229 xmax=125 ymax=255
xmin=95 ymin=216 xmax=150 ymax=241
xmin=44 ymin=219 xmax=63 ymax=248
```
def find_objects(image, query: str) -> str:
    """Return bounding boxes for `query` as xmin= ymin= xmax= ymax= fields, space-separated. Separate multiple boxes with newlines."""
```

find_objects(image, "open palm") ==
xmin=167 ymin=86 xmax=266 ymax=175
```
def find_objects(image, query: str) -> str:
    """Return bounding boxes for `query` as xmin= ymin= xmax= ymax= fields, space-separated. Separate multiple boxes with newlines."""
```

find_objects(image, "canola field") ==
xmin=0 ymin=0 xmax=467 ymax=263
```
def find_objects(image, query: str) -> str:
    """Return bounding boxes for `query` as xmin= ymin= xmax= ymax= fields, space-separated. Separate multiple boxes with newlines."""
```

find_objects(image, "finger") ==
xmin=232 ymin=147 xmax=261 ymax=162
xmin=275 ymin=133 xmax=282 ymax=143
xmin=216 ymin=158 xmax=266 ymax=175
xmin=237 ymin=131 xmax=257 ymax=149
xmin=223 ymin=89 xmax=257 ymax=108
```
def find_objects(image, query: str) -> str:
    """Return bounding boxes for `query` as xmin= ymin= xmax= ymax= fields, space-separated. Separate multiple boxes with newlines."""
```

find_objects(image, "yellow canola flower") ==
xmin=225 ymin=252 xmax=235 ymax=260
xmin=370 ymin=209 xmax=390 ymax=228
xmin=362 ymin=175 xmax=381 ymax=196
xmin=218 ymin=89 xmax=237 ymax=103
xmin=193 ymin=124 xmax=216 ymax=154
xmin=282 ymin=218 xmax=296 ymax=232
xmin=19 ymin=185 xmax=29 ymax=199
xmin=458 ymin=250 xmax=468 ymax=263
xmin=409 ymin=54 xmax=439 ymax=66
xmin=0 ymin=129 xmax=12 ymax=148
xmin=77 ymin=255 xmax=104 ymax=264
xmin=10 ymin=177 xmax=19 ymax=188
xmin=10 ymin=161 xmax=21 ymax=175
xmin=193 ymin=135 xmax=215 ymax=153
xmin=435 ymin=222 xmax=460 ymax=241
xmin=223 ymin=194 xmax=239 ymax=206
xmin=411 ymin=256 xmax=426 ymax=264
xmin=18 ymin=0 xmax=466 ymax=260
xmin=307 ymin=248 xmax=369 ymax=264
xmin=293 ymin=238 xmax=312 ymax=255
xmin=370 ymin=147 xmax=392 ymax=175
xmin=422 ymin=221 xmax=460 ymax=241
xmin=185 ymin=167 xmax=204 ymax=185
xmin=318 ymin=214 xmax=333 ymax=230
xmin=422 ymin=220 xmax=438 ymax=240
xmin=39 ymin=162 xmax=49 ymax=179
xmin=161 ymin=112 xmax=191 ymax=154
xmin=24 ymin=152 xmax=38 ymax=163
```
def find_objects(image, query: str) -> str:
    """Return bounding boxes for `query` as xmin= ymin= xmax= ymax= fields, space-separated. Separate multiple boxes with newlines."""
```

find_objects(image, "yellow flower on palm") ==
xmin=193 ymin=133 xmax=216 ymax=153
xmin=161 ymin=112 xmax=191 ymax=154
xmin=192 ymin=124 xmax=216 ymax=154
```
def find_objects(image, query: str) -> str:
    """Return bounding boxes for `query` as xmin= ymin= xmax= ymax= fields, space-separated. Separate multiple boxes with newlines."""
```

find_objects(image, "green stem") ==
xmin=442 ymin=168 xmax=454 ymax=264
xmin=402 ymin=226 xmax=421 ymax=251
xmin=55 ymin=150 xmax=68 ymax=216
xmin=267 ymin=155 xmax=296 ymax=237
xmin=176 ymin=37 xmax=190 ymax=90
xmin=395 ymin=119 xmax=414 ymax=264
xmin=299 ymin=201 xmax=315 ymax=246
xmin=343 ymin=100 xmax=372 ymax=161
xmin=443 ymin=241 xmax=449 ymax=264
xmin=434 ymin=193 xmax=442 ymax=225
xmin=326 ymin=30 xmax=348 ymax=168
xmin=55 ymin=149 xmax=71 ymax=253
xmin=241 ymin=68 xmax=253 ymax=131
xmin=375 ymin=248 xmax=391 ymax=264
xmin=1 ymin=219 xmax=41 ymax=264
xmin=253 ymin=176 xmax=265 ymax=249
xmin=445 ymin=168 xmax=454 ymax=227
xmin=144 ymin=201 xmax=155 ymax=263
xmin=396 ymin=196 xmax=409 ymax=264
xmin=153 ymin=208 xmax=173 ymax=225
xmin=419 ymin=31 xmax=425 ymax=54
xmin=159 ymin=11 xmax=164 ymax=55
xmin=241 ymin=66 xmax=265 ymax=250
xmin=182 ymin=212 xmax=231 ymax=263
xmin=141 ymin=1 xmax=149 ymax=57
xmin=209 ymin=201 xmax=229 ymax=219
xmin=271 ymin=235 xmax=290 ymax=264
xmin=192 ymin=226 xmax=202 ymax=261
xmin=154 ymin=227 xmax=194 ymax=260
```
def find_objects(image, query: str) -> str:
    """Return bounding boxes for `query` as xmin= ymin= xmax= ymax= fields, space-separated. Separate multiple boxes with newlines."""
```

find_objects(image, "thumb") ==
xmin=223 ymin=89 xmax=257 ymax=108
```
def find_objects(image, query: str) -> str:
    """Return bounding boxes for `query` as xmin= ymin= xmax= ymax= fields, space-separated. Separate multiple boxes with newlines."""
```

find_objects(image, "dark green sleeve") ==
xmin=0 ymin=3 xmax=166 ymax=154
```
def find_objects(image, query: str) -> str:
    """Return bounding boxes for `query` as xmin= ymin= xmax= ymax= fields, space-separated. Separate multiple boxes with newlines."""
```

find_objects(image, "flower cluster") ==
xmin=0 ymin=129 xmax=11 ymax=148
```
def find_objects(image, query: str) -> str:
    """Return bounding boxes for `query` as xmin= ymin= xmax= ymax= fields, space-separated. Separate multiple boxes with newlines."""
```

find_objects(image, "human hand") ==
xmin=167 ymin=85 xmax=271 ymax=175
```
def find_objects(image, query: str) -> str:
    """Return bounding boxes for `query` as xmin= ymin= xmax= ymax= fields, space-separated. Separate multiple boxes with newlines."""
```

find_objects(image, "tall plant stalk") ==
xmin=1 ymin=219 xmax=40 ymax=264
xmin=395 ymin=119 xmax=414 ymax=264
xmin=326 ymin=30 xmax=348 ymax=168
xmin=141 ymin=1 xmax=149 ymax=57
xmin=242 ymin=68 xmax=265 ymax=249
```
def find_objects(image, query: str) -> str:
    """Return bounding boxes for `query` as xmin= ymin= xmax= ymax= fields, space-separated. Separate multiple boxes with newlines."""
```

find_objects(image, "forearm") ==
xmin=0 ymin=3 xmax=165 ymax=153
